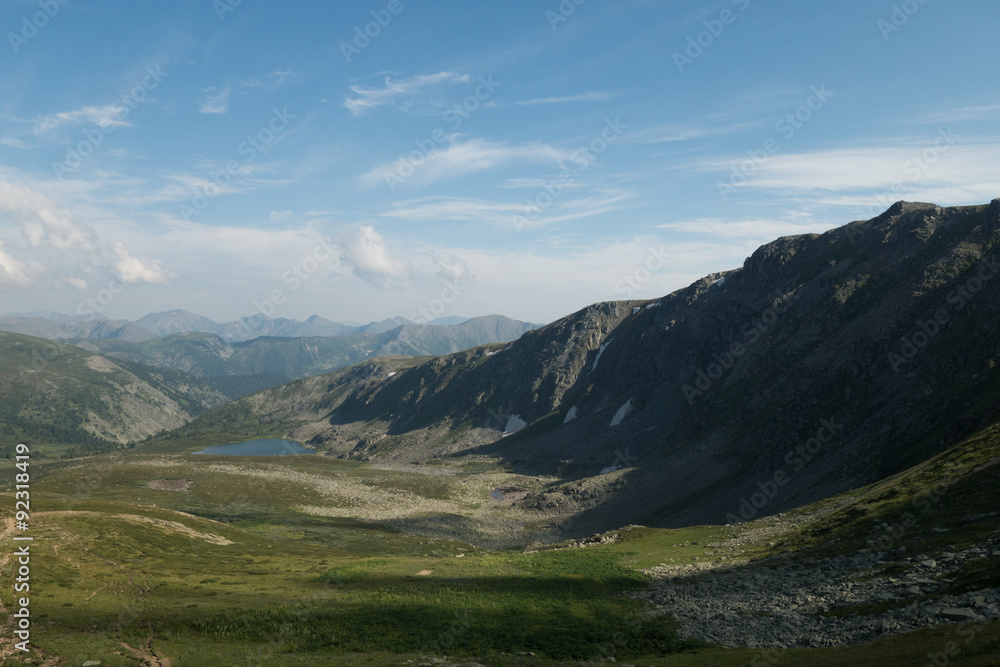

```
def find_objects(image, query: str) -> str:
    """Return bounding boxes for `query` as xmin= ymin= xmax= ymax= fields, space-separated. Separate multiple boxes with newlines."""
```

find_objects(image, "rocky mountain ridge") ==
xmin=178 ymin=200 xmax=1000 ymax=534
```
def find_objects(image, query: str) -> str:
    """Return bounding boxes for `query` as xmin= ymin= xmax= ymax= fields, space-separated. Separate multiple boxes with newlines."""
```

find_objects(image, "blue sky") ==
xmin=0 ymin=0 xmax=998 ymax=325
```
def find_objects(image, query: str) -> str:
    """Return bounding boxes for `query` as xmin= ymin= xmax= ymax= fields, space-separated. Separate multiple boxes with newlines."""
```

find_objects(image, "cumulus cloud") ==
xmin=0 ymin=240 xmax=38 ymax=286
xmin=337 ymin=225 xmax=411 ymax=288
xmin=0 ymin=181 xmax=96 ymax=251
xmin=112 ymin=242 xmax=168 ymax=284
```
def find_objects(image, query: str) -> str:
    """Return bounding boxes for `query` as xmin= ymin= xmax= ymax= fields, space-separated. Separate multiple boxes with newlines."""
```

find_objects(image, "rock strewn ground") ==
xmin=638 ymin=537 xmax=1000 ymax=648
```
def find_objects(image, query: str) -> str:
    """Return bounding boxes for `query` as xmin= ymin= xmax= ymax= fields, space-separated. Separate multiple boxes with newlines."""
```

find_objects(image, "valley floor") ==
xmin=1 ymin=428 xmax=998 ymax=665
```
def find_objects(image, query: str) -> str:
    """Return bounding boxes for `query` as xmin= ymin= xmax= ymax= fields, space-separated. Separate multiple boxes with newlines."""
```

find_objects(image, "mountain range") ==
xmin=5 ymin=200 xmax=999 ymax=538
xmin=0 ymin=309 xmax=498 ymax=343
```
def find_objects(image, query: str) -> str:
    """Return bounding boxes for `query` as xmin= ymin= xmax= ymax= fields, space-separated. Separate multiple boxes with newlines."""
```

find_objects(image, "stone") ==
xmin=940 ymin=608 xmax=979 ymax=622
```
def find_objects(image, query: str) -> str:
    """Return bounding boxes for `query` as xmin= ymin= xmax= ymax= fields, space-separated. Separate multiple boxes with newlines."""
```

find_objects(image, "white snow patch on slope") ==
xmin=600 ymin=465 xmax=623 ymax=475
xmin=503 ymin=414 xmax=528 ymax=435
xmin=591 ymin=338 xmax=613 ymax=372
xmin=609 ymin=399 xmax=634 ymax=427
xmin=563 ymin=406 xmax=579 ymax=424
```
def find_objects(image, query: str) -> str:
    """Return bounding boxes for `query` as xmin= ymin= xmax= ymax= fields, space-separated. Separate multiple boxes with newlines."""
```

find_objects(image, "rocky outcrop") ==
xmin=638 ymin=537 xmax=1000 ymax=648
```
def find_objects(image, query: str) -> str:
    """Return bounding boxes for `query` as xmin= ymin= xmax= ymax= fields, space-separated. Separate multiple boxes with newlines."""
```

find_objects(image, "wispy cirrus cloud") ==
xmin=901 ymin=102 xmax=1000 ymax=125
xmin=624 ymin=121 xmax=758 ymax=145
xmin=359 ymin=137 xmax=575 ymax=189
xmin=380 ymin=190 xmax=632 ymax=229
xmin=655 ymin=217 xmax=834 ymax=239
xmin=32 ymin=105 xmax=132 ymax=135
xmin=199 ymin=85 xmax=231 ymax=114
xmin=343 ymin=71 xmax=470 ymax=115
xmin=241 ymin=69 xmax=296 ymax=91
xmin=514 ymin=91 xmax=618 ymax=106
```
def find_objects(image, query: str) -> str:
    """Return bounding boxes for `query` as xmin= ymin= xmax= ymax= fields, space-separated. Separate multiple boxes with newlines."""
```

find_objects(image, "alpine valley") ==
xmin=2 ymin=201 xmax=999 ymax=665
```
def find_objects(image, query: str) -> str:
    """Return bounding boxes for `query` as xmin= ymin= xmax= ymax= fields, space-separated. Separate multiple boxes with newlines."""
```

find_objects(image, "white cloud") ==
xmin=113 ymin=242 xmax=168 ymax=284
xmin=241 ymin=69 xmax=296 ymax=91
xmin=269 ymin=210 xmax=294 ymax=222
xmin=337 ymin=225 xmax=411 ymax=288
xmin=0 ymin=241 xmax=38 ymax=286
xmin=199 ymin=86 xmax=231 ymax=114
xmin=0 ymin=137 xmax=33 ymax=150
xmin=655 ymin=218 xmax=836 ymax=239
xmin=344 ymin=71 xmax=470 ymax=115
xmin=0 ymin=181 xmax=96 ymax=251
xmin=431 ymin=253 xmax=471 ymax=282
xmin=56 ymin=276 xmax=89 ymax=290
xmin=514 ymin=92 xmax=618 ymax=106
xmin=381 ymin=191 xmax=631 ymax=229
xmin=704 ymin=142 xmax=995 ymax=191
xmin=32 ymin=105 xmax=132 ymax=135
xmin=360 ymin=137 xmax=574 ymax=189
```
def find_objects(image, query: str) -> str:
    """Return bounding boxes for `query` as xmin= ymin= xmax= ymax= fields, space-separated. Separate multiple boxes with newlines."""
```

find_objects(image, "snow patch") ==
xmin=712 ymin=277 xmax=726 ymax=287
xmin=503 ymin=414 xmax=528 ymax=435
xmin=609 ymin=399 xmax=634 ymax=427
xmin=563 ymin=406 xmax=579 ymax=424
xmin=632 ymin=306 xmax=642 ymax=315
xmin=386 ymin=371 xmax=397 ymax=378
xmin=591 ymin=338 xmax=613 ymax=372
xmin=645 ymin=301 xmax=661 ymax=310
xmin=600 ymin=465 xmax=623 ymax=475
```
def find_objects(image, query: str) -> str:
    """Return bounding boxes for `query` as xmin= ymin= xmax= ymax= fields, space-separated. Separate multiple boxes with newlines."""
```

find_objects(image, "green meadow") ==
xmin=2 ymin=429 xmax=999 ymax=665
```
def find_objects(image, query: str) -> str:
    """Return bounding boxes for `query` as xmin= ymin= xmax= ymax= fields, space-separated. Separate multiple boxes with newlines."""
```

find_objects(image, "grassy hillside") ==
xmin=0 ymin=332 xmax=228 ymax=451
